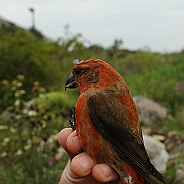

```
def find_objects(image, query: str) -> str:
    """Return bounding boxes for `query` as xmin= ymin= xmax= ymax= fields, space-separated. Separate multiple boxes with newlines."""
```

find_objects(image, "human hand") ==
xmin=58 ymin=128 xmax=125 ymax=184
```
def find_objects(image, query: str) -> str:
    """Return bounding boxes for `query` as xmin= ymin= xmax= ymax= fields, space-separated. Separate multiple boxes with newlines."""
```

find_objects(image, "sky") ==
xmin=1 ymin=0 xmax=184 ymax=53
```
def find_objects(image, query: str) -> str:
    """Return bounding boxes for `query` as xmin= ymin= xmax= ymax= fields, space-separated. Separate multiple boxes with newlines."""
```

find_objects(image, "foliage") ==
xmin=110 ymin=51 xmax=184 ymax=115
xmin=29 ymin=27 xmax=44 ymax=39
xmin=0 ymin=76 xmax=70 ymax=184
xmin=0 ymin=27 xmax=63 ymax=93
xmin=106 ymin=38 xmax=123 ymax=60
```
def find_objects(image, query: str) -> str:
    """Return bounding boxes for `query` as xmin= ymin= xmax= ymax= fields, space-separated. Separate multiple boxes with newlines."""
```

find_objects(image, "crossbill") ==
xmin=65 ymin=58 xmax=166 ymax=184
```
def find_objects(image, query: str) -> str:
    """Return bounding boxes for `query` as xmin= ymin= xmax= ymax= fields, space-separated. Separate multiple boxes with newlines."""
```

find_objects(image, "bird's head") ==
xmin=65 ymin=58 xmax=123 ymax=92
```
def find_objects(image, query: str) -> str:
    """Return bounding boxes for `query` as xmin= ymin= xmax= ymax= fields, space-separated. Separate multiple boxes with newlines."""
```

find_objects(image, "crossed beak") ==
xmin=64 ymin=73 xmax=78 ymax=90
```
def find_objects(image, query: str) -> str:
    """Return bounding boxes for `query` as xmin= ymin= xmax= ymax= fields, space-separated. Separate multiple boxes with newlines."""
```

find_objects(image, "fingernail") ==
xmin=71 ymin=136 xmax=77 ymax=151
xmin=71 ymin=136 xmax=81 ymax=152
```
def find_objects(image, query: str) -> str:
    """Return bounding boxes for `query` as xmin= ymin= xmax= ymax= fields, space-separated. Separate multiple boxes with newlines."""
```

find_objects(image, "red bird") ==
xmin=65 ymin=58 xmax=166 ymax=184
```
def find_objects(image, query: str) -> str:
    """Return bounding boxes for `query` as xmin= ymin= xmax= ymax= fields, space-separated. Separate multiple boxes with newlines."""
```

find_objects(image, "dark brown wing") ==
xmin=87 ymin=93 xmax=166 ymax=184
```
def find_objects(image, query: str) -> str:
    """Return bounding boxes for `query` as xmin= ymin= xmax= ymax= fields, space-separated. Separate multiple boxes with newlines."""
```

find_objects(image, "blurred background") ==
xmin=0 ymin=0 xmax=184 ymax=183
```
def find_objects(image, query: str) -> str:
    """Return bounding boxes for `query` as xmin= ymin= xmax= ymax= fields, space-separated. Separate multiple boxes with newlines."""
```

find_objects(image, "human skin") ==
xmin=58 ymin=128 xmax=125 ymax=184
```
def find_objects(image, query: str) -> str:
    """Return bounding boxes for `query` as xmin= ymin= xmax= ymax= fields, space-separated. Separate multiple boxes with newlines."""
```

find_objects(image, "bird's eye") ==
xmin=74 ymin=68 xmax=83 ymax=76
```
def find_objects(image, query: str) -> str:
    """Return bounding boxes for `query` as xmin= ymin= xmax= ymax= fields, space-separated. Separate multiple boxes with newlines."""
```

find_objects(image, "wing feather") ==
xmin=87 ymin=93 xmax=166 ymax=184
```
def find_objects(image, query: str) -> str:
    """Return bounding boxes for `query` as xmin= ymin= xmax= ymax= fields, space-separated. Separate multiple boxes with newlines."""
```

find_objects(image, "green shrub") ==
xmin=0 ymin=76 xmax=70 ymax=184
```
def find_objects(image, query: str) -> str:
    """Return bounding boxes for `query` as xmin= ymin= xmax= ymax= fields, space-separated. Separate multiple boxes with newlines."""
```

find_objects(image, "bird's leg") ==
xmin=68 ymin=109 xmax=76 ymax=131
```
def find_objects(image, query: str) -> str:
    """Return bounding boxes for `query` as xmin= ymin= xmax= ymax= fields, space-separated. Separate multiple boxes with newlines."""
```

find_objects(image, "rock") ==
xmin=133 ymin=96 xmax=167 ymax=125
xmin=152 ymin=134 xmax=166 ymax=142
xmin=165 ymin=131 xmax=184 ymax=153
xmin=173 ymin=164 xmax=184 ymax=184
xmin=175 ymin=81 xmax=184 ymax=94
xmin=143 ymin=134 xmax=169 ymax=174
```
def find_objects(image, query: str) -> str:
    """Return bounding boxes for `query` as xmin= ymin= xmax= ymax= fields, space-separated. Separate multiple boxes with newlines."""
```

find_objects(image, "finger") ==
xmin=71 ymin=152 xmax=97 ymax=177
xmin=66 ymin=130 xmax=82 ymax=158
xmin=92 ymin=163 xmax=120 ymax=183
xmin=58 ymin=128 xmax=73 ymax=148
xmin=58 ymin=128 xmax=74 ymax=158
xmin=58 ymin=128 xmax=82 ymax=159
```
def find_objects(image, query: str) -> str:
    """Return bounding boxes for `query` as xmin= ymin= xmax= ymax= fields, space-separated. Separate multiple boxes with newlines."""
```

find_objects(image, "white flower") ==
xmin=1 ymin=152 xmax=7 ymax=157
xmin=15 ymin=115 xmax=21 ymax=120
xmin=2 ymin=137 xmax=10 ymax=146
xmin=3 ymin=137 xmax=10 ymax=143
xmin=23 ymin=109 xmax=28 ymax=114
xmin=24 ymin=144 xmax=31 ymax=150
xmin=0 ymin=125 xmax=8 ymax=130
xmin=14 ymin=99 xmax=20 ymax=106
xmin=20 ymin=90 xmax=26 ymax=95
xmin=16 ymin=149 xmax=22 ymax=155
xmin=10 ymin=127 xmax=17 ymax=133
xmin=17 ymin=82 xmax=22 ymax=87
xmin=28 ymin=110 xmax=37 ymax=117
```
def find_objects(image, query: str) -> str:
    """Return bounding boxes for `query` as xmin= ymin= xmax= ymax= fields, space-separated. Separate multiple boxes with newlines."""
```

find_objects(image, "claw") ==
xmin=68 ymin=109 xmax=76 ymax=131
